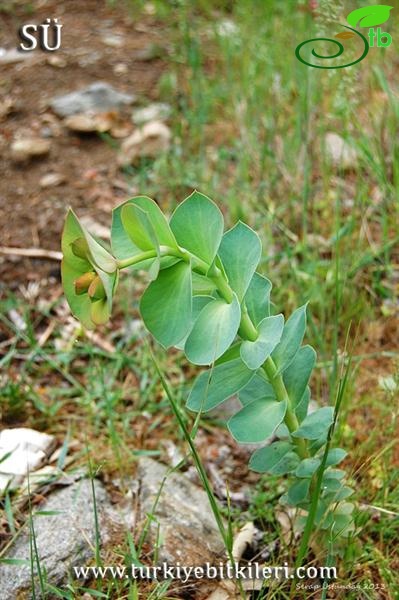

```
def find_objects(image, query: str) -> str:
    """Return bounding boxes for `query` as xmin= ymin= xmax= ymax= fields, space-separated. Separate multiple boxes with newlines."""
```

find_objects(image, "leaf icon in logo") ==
xmin=347 ymin=5 xmax=393 ymax=28
xmin=335 ymin=31 xmax=356 ymax=39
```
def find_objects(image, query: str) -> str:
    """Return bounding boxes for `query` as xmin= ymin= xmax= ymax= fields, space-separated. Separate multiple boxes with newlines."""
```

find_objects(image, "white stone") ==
xmin=39 ymin=172 xmax=65 ymax=188
xmin=132 ymin=103 xmax=171 ymax=125
xmin=118 ymin=121 xmax=171 ymax=166
xmin=0 ymin=428 xmax=56 ymax=492
xmin=11 ymin=138 xmax=51 ymax=161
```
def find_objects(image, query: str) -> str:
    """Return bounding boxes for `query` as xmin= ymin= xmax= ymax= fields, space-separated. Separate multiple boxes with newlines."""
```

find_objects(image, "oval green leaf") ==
xmin=129 ymin=196 xmax=177 ymax=248
xmin=272 ymin=304 xmax=308 ymax=375
xmin=169 ymin=191 xmax=224 ymax=265
xmin=295 ymin=387 xmax=310 ymax=423
xmin=295 ymin=457 xmax=321 ymax=478
xmin=325 ymin=448 xmax=347 ymax=467
xmin=228 ymin=397 xmax=287 ymax=443
xmin=283 ymin=344 xmax=316 ymax=409
xmin=186 ymin=358 xmax=255 ymax=413
xmin=292 ymin=406 xmax=334 ymax=440
xmin=287 ymin=479 xmax=310 ymax=506
xmin=112 ymin=197 xmax=177 ymax=260
xmin=63 ymin=209 xmax=116 ymax=274
xmin=249 ymin=441 xmax=300 ymax=474
xmin=140 ymin=261 xmax=192 ymax=348
xmin=238 ymin=372 xmax=275 ymax=406
xmin=121 ymin=204 xmax=159 ymax=252
xmin=240 ymin=314 xmax=284 ymax=370
xmin=175 ymin=295 xmax=213 ymax=350
xmin=184 ymin=294 xmax=241 ymax=365
xmin=244 ymin=272 xmax=272 ymax=326
xmin=218 ymin=222 xmax=261 ymax=301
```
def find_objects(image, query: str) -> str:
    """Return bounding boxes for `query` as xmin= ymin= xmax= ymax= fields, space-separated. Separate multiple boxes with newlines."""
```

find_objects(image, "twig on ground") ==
xmin=0 ymin=247 xmax=62 ymax=261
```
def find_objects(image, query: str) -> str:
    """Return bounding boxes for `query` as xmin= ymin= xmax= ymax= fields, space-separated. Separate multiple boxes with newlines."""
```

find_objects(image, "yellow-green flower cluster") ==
xmin=61 ymin=210 xmax=118 ymax=329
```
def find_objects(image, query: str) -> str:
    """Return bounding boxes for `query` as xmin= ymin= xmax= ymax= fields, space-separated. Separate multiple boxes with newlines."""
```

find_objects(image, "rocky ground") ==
xmin=0 ymin=426 xmax=231 ymax=599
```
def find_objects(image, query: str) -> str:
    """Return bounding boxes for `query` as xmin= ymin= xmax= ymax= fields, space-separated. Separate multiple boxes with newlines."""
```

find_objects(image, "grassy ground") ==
xmin=1 ymin=1 xmax=399 ymax=598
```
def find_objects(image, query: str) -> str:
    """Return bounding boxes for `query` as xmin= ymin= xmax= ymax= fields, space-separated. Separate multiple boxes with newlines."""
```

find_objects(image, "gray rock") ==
xmin=137 ymin=457 xmax=225 ymax=565
xmin=0 ymin=478 xmax=119 ymax=599
xmin=50 ymin=82 xmax=135 ymax=117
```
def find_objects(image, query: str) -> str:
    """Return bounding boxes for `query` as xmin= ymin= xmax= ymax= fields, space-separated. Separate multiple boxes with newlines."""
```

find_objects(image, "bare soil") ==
xmin=0 ymin=0 xmax=167 ymax=286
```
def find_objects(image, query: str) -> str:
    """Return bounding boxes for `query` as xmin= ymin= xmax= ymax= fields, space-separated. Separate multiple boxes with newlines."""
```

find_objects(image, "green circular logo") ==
xmin=295 ymin=26 xmax=369 ymax=69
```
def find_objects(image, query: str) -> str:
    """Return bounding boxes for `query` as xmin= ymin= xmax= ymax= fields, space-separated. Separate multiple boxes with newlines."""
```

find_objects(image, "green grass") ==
xmin=1 ymin=0 xmax=398 ymax=598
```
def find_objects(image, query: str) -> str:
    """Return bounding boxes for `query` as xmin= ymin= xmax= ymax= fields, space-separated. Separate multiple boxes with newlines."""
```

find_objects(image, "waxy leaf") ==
xmin=122 ymin=204 xmax=159 ymax=252
xmin=330 ymin=504 xmax=355 ymax=536
xmin=325 ymin=448 xmax=347 ymax=467
xmin=321 ymin=478 xmax=343 ymax=494
xmin=61 ymin=210 xmax=117 ymax=329
xmin=238 ymin=372 xmax=275 ymax=406
xmin=170 ymin=191 xmax=224 ymax=265
xmin=130 ymin=196 xmax=177 ymax=248
xmin=228 ymin=397 xmax=287 ymax=443
xmin=309 ymin=433 xmax=329 ymax=454
xmin=192 ymin=272 xmax=217 ymax=295
xmin=283 ymin=345 xmax=316 ymax=408
xmin=295 ymin=387 xmax=310 ymax=423
xmin=121 ymin=204 xmax=163 ymax=279
xmin=62 ymin=209 xmax=116 ymax=275
xmin=347 ymin=5 xmax=393 ymax=28
xmin=140 ymin=261 xmax=192 ymax=348
xmin=175 ymin=295 xmax=213 ymax=350
xmin=218 ymin=222 xmax=261 ymax=301
xmin=82 ymin=234 xmax=116 ymax=275
xmin=244 ymin=273 xmax=272 ymax=326
xmin=324 ymin=469 xmax=346 ymax=480
xmin=62 ymin=261 xmax=95 ymax=329
xmin=111 ymin=201 xmax=140 ymax=260
xmin=112 ymin=197 xmax=177 ymax=261
xmin=186 ymin=358 xmax=255 ymax=413
xmin=215 ymin=341 xmax=242 ymax=365
xmin=323 ymin=486 xmax=354 ymax=503
xmin=240 ymin=314 xmax=284 ymax=370
xmin=249 ymin=441 xmax=300 ymax=474
xmin=295 ymin=457 xmax=321 ymax=478
xmin=292 ymin=406 xmax=334 ymax=440
xmin=89 ymin=299 xmax=109 ymax=325
xmin=286 ymin=479 xmax=310 ymax=506
xmin=184 ymin=294 xmax=241 ymax=365
xmin=272 ymin=304 xmax=308 ymax=375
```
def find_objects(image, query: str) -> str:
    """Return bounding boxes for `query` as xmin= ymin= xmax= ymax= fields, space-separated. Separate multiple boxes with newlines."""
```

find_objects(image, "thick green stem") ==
xmin=239 ymin=307 xmax=258 ymax=341
xmin=263 ymin=357 xmax=309 ymax=460
xmin=116 ymin=250 xmax=157 ymax=269
xmin=116 ymin=246 xmax=184 ymax=269
xmin=117 ymin=247 xmax=308 ymax=459
xmin=207 ymin=263 xmax=234 ymax=303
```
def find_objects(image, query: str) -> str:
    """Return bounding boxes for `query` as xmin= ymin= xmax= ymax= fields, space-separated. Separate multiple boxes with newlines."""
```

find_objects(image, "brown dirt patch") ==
xmin=0 ymin=0 xmax=167 ymax=287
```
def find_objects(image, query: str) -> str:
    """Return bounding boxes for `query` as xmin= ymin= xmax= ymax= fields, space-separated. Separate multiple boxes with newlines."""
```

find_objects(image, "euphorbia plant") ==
xmin=62 ymin=191 xmax=354 ymax=554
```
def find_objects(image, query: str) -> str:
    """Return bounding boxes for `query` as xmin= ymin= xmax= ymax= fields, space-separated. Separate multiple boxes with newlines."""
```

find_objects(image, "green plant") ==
xmin=61 ymin=190 xmax=354 ymax=561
